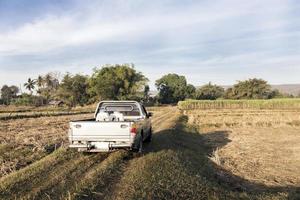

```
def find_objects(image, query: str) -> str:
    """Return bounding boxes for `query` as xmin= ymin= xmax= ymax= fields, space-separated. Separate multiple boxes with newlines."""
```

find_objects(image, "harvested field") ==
xmin=0 ymin=106 xmax=300 ymax=199
xmin=184 ymin=107 xmax=300 ymax=191
xmin=184 ymin=109 xmax=300 ymax=128
xmin=0 ymin=113 xmax=93 ymax=176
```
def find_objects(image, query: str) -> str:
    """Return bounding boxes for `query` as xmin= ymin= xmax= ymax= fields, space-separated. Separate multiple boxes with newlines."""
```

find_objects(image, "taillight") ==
xmin=130 ymin=124 xmax=137 ymax=136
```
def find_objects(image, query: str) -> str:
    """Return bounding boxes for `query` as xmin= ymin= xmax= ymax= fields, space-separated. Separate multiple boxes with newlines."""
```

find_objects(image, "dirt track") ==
xmin=0 ymin=107 xmax=179 ymax=200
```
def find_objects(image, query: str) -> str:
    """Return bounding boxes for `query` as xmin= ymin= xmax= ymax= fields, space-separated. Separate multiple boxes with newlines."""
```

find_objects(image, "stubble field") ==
xmin=183 ymin=108 xmax=300 ymax=189
xmin=0 ymin=102 xmax=300 ymax=199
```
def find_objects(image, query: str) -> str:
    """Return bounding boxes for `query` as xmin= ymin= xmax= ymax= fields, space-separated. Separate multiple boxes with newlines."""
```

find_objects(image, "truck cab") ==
xmin=68 ymin=101 xmax=152 ymax=152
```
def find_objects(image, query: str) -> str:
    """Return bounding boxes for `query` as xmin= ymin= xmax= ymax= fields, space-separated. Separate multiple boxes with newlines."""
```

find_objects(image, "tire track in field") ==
xmin=152 ymin=107 xmax=178 ymax=132
xmin=0 ymin=150 xmax=108 ymax=200
xmin=70 ymin=150 xmax=129 ymax=200
xmin=101 ymin=107 xmax=179 ymax=200
xmin=150 ymin=107 xmax=174 ymax=126
xmin=31 ymin=153 xmax=108 ymax=200
xmin=69 ymin=109 xmax=175 ymax=200
xmin=62 ymin=107 xmax=177 ymax=200
xmin=0 ymin=107 xmax=177 ymax=200
xmin=0 ymin=148 xmax=78 ymax=199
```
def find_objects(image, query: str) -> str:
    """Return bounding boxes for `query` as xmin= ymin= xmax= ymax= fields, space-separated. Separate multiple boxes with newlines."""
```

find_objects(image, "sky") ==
xmin=0 ymin=0 xmax=300 ymax=90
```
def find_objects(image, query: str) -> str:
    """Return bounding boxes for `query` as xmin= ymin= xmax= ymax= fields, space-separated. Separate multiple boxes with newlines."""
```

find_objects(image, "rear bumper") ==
xmin=69 ymin=141 xmax=133 ymax=152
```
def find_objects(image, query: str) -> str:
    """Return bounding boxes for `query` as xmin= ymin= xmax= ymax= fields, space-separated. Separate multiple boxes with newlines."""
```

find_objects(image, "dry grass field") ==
xmin=184 ymin=109 xmax=300 ymax=189
xmin=0 ymin=103 xmax=300 ymax=199
xmin=0 ymin=113 xmax=93 ymax=177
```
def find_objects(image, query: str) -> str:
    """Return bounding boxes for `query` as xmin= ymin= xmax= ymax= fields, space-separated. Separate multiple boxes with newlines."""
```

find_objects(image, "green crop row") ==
xmin=178 ymin=98 xmax=300 ymax=110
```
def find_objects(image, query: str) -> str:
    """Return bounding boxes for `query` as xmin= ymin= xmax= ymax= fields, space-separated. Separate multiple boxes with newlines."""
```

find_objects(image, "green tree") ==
xmin=24 ymin=78 xmax=36 ymax=94
xmin=88 ymin=64 xmax=148 ymax=101
xmin=36 ymin=75 xmax=44 ymax=95
xmin=12 ymin=93 xmax=45 ymax=106
xmin=185 ymin=84 xmax=196 ymax=99
xmin=195 ymin=82 xmax=224 ymax=100
xmin=269 ymin=89 xmax=286 ymax=98
xmin=57 ymin=73 xmax=89 ymax=106
xmin=224 ymin=78 xmax=273 ymax=99
xmin=45 ymin=74 xmax=51 ymax=85
xmin=224 ymin=88 xmax=234 ymax=99
xmin=143 ymin=85 xmax=150 ymax=100
xmin=44 ymin=73 xmax=60 ymax=90
xmin=36 ymin=73 xmax=60 ymax=102
xmin=36 ymin=75 xmax=44 ymax=88
xmin=155 ymin=73 xmax=189 ymax=104
xmin=44 ymin=73 xmax=54 ymax=89
xmin=9 ymin=85 xmax=19 ymax=96
xmin=1 ymin=85 xmax=19 ymax=105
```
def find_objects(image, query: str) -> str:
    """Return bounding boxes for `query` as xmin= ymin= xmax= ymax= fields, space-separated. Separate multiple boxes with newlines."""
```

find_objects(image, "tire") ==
xmin=144 ymin=128 xmax=152 ymax=143
xmin=138 ymin=136 xmax=143 ymax=153
xmin=132 ymin=134 xmax=143 ymax=153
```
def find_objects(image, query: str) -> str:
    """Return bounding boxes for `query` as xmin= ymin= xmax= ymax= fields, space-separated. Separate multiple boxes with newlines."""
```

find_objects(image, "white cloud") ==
xmin=0 ymin=0 xmax=259 ymax=55
xmin=0 ymin=0 xmax=300 ymax=89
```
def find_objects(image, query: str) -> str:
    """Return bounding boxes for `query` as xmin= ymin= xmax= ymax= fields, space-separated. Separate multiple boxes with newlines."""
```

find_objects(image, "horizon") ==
xmin=1 ymin=0 xmax=300 ymax=90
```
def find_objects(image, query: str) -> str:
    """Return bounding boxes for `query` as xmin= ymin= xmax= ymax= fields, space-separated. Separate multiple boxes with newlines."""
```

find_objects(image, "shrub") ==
xmin=195 ymin=83 xmax=224 ymax=100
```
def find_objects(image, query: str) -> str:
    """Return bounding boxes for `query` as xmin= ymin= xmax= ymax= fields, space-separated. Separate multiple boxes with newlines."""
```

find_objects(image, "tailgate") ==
xmin=70 ymin=121 xmax=132 ymax=142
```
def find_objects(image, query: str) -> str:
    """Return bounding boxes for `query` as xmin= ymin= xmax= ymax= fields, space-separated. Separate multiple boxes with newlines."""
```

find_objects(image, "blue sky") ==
xmin=0 ymin=0 xmax=300 ymax=90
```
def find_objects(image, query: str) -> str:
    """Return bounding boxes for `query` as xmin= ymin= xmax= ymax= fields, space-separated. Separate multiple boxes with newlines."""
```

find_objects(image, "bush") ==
xmin=11 ymin=94 xmax=46 ymax=106
xmin=224 ymin=78 xmax=273 ymax=99
xmin=156 ymin=74 xmax=195 ymax=104
xmin=56 ymin=73 xmax=90 ymax=107
xmin=195 ymin=83 xmax=224 ymax=100
xmin=89 ymin=64 xmax=148 ymax=101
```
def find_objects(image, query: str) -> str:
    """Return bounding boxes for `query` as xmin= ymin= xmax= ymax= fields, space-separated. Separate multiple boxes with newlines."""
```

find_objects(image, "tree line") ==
xmin=0 ymin=64 xmax=297 ymax=106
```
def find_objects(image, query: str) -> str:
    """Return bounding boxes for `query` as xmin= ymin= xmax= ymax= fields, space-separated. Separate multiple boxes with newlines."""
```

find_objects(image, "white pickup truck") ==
xmin=68 ymin=101 xmax=152 ymax=152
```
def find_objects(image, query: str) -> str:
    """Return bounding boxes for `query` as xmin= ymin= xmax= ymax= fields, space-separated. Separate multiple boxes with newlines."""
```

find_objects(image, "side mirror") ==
xmin=147 ymin=112 xmax=153 ymax=118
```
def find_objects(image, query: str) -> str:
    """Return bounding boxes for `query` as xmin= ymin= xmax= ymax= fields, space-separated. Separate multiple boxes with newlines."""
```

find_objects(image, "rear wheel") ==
xmin=144 ymin=127 xmax=152 ymax=143
xmin=138 ymin=136 xmax=143 ymax=153
xmin=132 ymin=134 xmax=143 ymax=153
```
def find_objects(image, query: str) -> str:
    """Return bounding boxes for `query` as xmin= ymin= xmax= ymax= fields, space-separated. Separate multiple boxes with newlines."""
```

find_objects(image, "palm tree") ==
xmin=36 ymin=75 xmax=44 ymax=96
xmin=24 ymin=78 xmax=36 ymax=94
xmin=45 ymin=73 xmax=53 ymax=89
xmin=36 ymin=75 xmax=44 ymax=88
